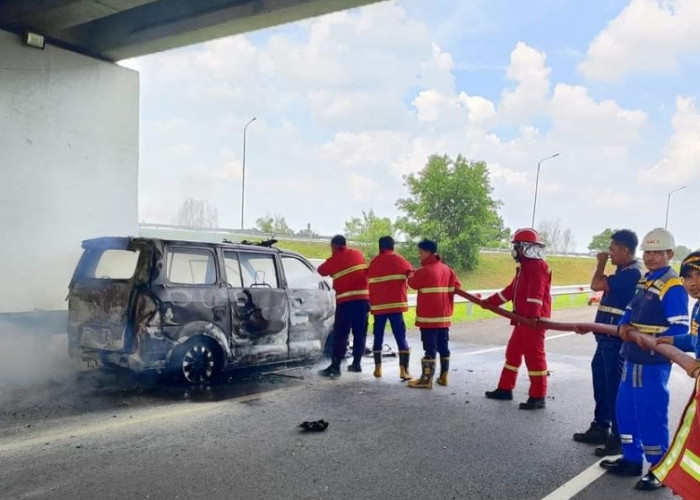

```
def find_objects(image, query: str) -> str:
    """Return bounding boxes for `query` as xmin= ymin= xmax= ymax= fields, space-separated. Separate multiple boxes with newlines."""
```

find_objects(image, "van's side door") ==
xmin=281 ymin=255 xmax=334 ymax=360
xmin=223 ymin=250 xmax=289 ymax=365
xmin=160 ymin=245 xmax=231 ymax=342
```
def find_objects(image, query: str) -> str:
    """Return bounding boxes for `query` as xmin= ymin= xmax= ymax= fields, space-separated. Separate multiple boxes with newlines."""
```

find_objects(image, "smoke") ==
xmin=0 ymin=333 xmax=76 ymax=391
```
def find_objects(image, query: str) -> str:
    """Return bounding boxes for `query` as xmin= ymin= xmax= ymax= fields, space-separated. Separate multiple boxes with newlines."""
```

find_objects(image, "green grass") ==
xmin=369 ymin=292 xmax=590 ymax=330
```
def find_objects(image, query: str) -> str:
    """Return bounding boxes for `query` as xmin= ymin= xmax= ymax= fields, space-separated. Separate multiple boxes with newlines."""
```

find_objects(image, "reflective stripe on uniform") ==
xmin=368 ymin=274 xmax=406 ymax=284
xmin=418 ymin=287 xmax=454 ymax=293
xmin=653 ymin=383 xmax=698 ymax=481
xmin=620 ymin=434 xmax=634 ymax=444
xmin=598 ymin=305 xmax=625 ymax=316
xmin=631 ymin=322 xmax=668 ymax=335
xmin=660 ymin=277 xmax=684 ymax=299
xmin=497 ymin=291 xmax=506 ymax=302
xmin=504 ymin=363 xmax=519 ymax=372
xmin=644 ymin=445 xmax=663 ymax=456
xmin=331 ymin=264 xmax=367 ymax=280
xmin=415 ymin=316 xmax=452 ymax=323
xmin=336 ymin=289 xmax=369 ymax=300
xmin=370 ymin=302 xmax=408 ymax=311
xmin=526 ymin=298 xmax=543 ymax=305
xmin=528 ymin=370 xmax=548 ymax=376
xmin=668 ymin=315 xmax=690 ymax=325
xmin=680 ymin=449 xmax=700 ymax=482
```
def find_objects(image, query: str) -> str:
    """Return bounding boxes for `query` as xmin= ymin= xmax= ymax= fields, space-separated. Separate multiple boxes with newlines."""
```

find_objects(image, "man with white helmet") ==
xmin=600 ymin=228 xmax=689 ymax=491
xmin=483 ymin=228 xmax=552 ymax=410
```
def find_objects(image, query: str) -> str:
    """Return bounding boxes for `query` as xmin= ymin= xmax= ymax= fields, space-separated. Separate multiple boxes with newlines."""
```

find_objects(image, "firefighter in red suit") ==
xmin=317 ymin=234 xmax=370 ymax=378
xmin=406 ymin=239 xmax=461 ymax=389
xmin=484 ymin=228 xmax=552 ymax=409
xmin=367 ymin=236 xmax=414 ymax=380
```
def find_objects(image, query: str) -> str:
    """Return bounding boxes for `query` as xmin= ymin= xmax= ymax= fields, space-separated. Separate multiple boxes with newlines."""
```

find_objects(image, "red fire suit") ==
xmin=484 ymin=257 xmax=552 ymax=398
xmin=408 ymin=254 xmax=461 ymax=329
xmin=652 ymin=373 xmax=700 ymax=498
xmin=367 ymin=250 xmax=413 ymax=315
xmin=317 ymin=247 xmax=369 ymax=305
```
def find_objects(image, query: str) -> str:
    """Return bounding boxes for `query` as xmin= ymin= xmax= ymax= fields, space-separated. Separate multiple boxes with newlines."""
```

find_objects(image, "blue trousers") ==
xmin=372 ymin=313 xmax=409 ymax=351
xmin=617 ymin=361 xmax=671 ymax=466
xmin=591 ymin=337 xmax=623 ymax=433
xmin=332 ymin=300 xmax=369 ymax=360
xmin=420 ymin=328 xmax=450 ymax=359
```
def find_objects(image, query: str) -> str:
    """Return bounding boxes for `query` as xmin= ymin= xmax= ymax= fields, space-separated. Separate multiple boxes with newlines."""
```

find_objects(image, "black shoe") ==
xmin=573 ymin=423 xmax=610 ymax=445
xmin=594 ymin=435 xmax=621 ymax=457
xmin=485 ymin=388 xmax=513 ymax=400
xmin=600 ymin=458 xmax=642 ymax=476
xmin=318 ymin=359 xmax=341 ymax=378
xmin=635 ymin=472 xmax=665 ymax=491
xmin=519 ymin=397 xmax=545 ymax=410
xmin=347 ymin=362 xmax=362 ymax=373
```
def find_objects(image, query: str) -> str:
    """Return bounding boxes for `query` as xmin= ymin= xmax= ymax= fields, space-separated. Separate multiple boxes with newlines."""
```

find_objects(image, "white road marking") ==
xmin=540 ymin=458 xmax=611 ymax=500
xmin=462 ymin=332 xmax=574 ymax=356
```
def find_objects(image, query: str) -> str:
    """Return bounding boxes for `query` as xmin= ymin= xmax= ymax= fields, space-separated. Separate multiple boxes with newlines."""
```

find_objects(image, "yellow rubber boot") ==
xmin=436 ymin=356 xmax=449 ymax=386
xmin=407 ymin=358 xmax=435 ymax=389
xmin=373 ymin=351 xmax=382 ymax=378
xmin=399 ymin=350 xmax=412 ymax=381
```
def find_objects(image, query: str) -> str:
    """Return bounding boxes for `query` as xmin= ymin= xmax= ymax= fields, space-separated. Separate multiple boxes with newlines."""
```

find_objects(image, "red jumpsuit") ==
xmin=485 ymin=257 xmax=552 ymax=398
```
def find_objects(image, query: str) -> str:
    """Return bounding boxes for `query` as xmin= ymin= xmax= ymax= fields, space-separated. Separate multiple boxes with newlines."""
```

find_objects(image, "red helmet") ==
xmin=512 ymin=228 xmax=543 ymax=245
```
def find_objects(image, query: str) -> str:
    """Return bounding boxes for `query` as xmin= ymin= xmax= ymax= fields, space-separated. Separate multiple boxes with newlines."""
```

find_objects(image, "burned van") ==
xmin=68 ymin=237 xmax=335 ymax=384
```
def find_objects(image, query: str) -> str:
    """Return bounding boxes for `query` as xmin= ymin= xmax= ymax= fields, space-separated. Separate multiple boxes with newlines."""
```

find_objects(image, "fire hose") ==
xmin=454 ymin=288 xmax=700 ymax=379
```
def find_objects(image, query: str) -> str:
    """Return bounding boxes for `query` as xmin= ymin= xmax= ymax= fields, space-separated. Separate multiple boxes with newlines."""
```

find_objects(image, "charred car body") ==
xmin=68 ymin=237 xmax=335 ymax=384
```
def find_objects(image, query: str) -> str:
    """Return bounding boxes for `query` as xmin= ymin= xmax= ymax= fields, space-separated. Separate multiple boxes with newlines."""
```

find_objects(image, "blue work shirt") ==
xmin=619 ymin=266 xmax=689 ymax=364
xmin=668 ymin=301 xmax=700 ymax=359
xmin=594 ymin=260 xmax=643 ymax=340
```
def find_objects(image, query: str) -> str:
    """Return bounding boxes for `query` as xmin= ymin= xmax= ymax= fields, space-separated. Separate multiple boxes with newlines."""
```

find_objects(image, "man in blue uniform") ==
xmin=573 ymin=230 xmax=642 ymax=457
xmin=600 ymin=228 xmax=689 ymax=491
xmin=656 ymin=251 xmax=700 ymax=358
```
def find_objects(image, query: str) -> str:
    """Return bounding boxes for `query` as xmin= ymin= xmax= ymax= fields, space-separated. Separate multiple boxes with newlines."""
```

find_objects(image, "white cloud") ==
xmin=638 ymin=96 xmax=700 ymax=185
xmin=578 ymin=0 xmax=700 ymax=82
xmin=499 ymin=42 xmax=551 ymax=123
xmin=346 ymin=172 xmax=379 ymax=201
xmin=320 ymin=131 xmax=410 ymax=167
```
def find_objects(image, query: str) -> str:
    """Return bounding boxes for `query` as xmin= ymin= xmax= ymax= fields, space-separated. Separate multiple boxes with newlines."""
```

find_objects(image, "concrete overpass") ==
xmin=0 ymin=0 xmax=384 ymax=61
xmin=0 ymin=0 xmax=385 ymax=325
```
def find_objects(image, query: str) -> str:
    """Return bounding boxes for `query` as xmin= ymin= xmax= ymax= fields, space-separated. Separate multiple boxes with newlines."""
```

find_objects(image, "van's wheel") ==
xmin=169 ymin=337 xmax=223 ymax=384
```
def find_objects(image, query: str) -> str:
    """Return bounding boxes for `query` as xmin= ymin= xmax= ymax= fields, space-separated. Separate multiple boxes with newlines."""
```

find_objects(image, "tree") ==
xmin=344 ymin=209 xmax=394 ymax=251
xmin=175 ymin=198 xmax=219 ymax=228
xmin=538 ymin=219 xmax=575 ymax=254
xmin=588 ymin=228 xmax=615 ymax=252
xmin=255 ymin=213 xmax=294 ymax=235
xmin=675 ymin=245 xmax=692 ymax=262
xmin=396 ymin=154 xmax=504 ymax=270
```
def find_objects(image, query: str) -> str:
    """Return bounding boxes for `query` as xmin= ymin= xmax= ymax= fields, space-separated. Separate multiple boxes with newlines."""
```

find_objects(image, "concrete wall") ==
xmin=0 ymin=29 xmax=138 ymax=318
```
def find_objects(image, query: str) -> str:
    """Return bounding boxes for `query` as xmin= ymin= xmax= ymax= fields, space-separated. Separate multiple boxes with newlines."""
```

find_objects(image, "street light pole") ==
xmin=531 ymin=153 xmax=560 ymax=227
xmin=241 ymin=117 xmax=257 ymax=230
xmin=665 ymin=185 xmax=687 ymax=229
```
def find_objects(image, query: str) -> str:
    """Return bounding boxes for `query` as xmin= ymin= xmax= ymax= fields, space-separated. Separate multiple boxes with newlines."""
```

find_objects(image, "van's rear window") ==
xmin=83 ymin=249 xmax=141 ymax=280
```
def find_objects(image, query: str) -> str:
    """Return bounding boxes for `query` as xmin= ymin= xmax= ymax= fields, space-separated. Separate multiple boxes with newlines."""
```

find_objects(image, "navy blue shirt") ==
xmin=594 ymin=260 xmax=643 ymax=341
xmin=669 ymin=301 xmax=700 ymax=359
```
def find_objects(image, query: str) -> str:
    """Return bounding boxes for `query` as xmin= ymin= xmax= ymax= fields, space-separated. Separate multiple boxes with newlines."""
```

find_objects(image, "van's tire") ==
xmin=168 ymin=337 xmax=223 ymax=385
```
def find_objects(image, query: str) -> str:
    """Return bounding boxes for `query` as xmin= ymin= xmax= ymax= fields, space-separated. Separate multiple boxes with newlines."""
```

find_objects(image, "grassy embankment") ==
xmin=277 ymin=240 xmax=599 ymax=325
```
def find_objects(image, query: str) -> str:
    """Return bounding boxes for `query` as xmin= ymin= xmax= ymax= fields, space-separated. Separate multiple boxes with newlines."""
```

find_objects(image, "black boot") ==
xmin=485 ymin=388 xmax=513 ymax=400
xmin=348 ymin=356 xmax=362 ymax=372
xmin=635 ymin=472 xmax=665 ymax=491
xmin=318 ymin=357 xmax=342 ymax=378
xmin=519 ymin=397 xmax=545 ymax=410
xmin=600 ymin=458 xmax=642 ymax=476
xmin=573 ymin=422 xmax=610 ymax=445
xmin=594 ymin=433 xmax=621 ymax=457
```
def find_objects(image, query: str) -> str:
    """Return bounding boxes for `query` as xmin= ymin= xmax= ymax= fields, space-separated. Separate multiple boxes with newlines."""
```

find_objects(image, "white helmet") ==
xmin=640 ymin=228 xmax=675 ymax=251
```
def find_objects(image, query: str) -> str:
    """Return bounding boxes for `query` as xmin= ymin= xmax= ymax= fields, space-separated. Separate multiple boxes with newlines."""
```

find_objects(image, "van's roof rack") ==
xmin=239 ymin=238 xmax=278 ymax=248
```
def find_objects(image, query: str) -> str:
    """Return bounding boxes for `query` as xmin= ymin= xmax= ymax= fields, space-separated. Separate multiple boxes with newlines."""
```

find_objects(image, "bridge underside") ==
xmin=0 ymin=0 xmax=384 ymax=61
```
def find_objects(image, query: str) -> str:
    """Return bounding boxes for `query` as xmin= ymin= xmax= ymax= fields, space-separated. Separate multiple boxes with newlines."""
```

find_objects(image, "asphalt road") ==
xmin=0 ymin=307 xmax=696 ymax=500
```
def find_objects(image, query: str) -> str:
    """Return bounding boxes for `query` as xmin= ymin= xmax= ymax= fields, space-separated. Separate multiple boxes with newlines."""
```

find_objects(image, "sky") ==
xmin=120 ymin=0 xmax=700 ymax=252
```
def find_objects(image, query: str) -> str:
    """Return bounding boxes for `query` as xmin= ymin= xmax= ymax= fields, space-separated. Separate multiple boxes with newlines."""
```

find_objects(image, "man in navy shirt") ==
xmin=574 ymin=230 xmax=642 ymax=457
xmin=600 ymin=228 xmax=689 ymax=491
